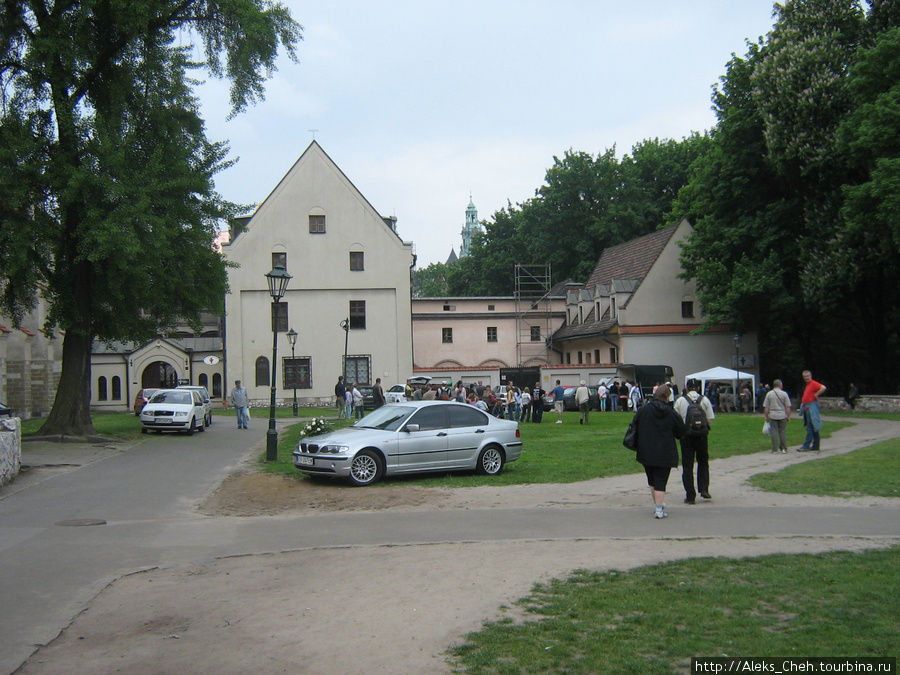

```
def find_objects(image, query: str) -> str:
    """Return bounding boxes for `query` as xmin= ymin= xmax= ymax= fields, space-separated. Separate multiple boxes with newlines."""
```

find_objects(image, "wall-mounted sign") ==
xmin=203 ymin=355 xmax=220 ymax=365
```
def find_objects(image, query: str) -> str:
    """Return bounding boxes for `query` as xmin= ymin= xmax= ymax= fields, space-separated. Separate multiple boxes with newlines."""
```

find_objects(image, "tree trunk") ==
xmin=37 ymin=326 xmax=96 ymax=437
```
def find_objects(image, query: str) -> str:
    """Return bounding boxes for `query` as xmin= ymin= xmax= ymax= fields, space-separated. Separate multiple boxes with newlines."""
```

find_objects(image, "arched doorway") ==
xmin=140 ymin=361 xmax=178 ymax=389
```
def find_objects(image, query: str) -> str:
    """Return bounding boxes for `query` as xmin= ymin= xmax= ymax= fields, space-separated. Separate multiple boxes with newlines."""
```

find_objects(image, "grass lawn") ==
xmin=450 ymin=547 xmax=900 ymax=674
xmin=262 ymin=410 xmax=853 ymax=487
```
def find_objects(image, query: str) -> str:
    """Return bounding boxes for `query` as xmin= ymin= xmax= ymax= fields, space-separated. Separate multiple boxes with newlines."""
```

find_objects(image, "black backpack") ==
xmin=682 ymin=395 xmax=710 ymax=436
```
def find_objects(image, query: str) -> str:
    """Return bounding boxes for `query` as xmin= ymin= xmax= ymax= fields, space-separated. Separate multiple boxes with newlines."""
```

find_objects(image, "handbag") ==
xmin=623 ymin=417 xmax=638 ymax=450
xmin=762 ymin=421 xmax=771 ymax=435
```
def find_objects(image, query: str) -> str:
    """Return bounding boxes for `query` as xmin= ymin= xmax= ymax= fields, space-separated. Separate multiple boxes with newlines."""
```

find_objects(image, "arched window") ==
xmin=98 ymin=376 xmax=108 ymax=401
xmin=199 ymin=373 xmax=209 ymax=389
xmin=111 ymin=376 xmax=122 ymax=400
xmin=256 ymin=356 xmax=270 ymax=387
xmin=212 ymin=373 xmax=223 ymax=398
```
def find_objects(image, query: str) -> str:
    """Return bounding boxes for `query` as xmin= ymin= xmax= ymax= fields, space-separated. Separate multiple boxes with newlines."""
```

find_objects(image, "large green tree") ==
xmin=676 ymin=0 xmax=900 ymax=392
xmin=0 ymin=0 xmax=302 ymax=435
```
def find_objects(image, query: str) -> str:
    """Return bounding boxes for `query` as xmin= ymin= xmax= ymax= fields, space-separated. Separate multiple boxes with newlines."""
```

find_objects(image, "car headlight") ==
xmin=320 ymin=445 xmax=350 ymax=455
xmin=174 ymin=411 xmax=189 ymax=418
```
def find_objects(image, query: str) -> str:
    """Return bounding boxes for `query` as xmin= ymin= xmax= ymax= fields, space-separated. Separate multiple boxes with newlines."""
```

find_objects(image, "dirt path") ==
xmin=17 ymin=417 xmax=900 ymax=675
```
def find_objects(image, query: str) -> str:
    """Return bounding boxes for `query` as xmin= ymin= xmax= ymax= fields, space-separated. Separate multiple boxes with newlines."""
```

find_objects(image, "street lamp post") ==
xmin=287 ymin=327 xmax=298 ymax=417
xmin=340 ymin=318 xmax=350 ymax=381
xmin=265 ymin=264 xmax=292 ymax=461
xmin=733 ymin=334 xmax=742 ymax=414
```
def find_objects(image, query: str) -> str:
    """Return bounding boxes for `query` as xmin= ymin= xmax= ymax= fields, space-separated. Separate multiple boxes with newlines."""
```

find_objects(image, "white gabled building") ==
xmin=222 ymin=141 xmax=415 ymax=405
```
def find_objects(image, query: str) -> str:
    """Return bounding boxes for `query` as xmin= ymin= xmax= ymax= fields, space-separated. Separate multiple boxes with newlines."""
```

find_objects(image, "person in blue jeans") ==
xmin=230 ymin=379 xmax=250 ymax=429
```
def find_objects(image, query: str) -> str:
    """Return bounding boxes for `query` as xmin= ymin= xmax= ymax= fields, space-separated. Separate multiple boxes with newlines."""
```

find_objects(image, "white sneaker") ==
xmin=654 ymin=510 xmax=668 ymax=519
xmin=556 ymin=420 xmax=562 ymax=424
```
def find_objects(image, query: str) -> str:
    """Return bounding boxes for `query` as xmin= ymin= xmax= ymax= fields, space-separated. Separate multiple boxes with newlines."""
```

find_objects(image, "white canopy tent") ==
xmin=684 ymin=366 xmax=757 ymax=411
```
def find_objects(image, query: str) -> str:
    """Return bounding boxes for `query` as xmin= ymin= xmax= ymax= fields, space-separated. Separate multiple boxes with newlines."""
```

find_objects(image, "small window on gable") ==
xmin=682 ymin=301 xmax=695 ymax=318
xmin=350 ymin=251 xmax=364 ymax=271
xmin=272 ymin=252 xmax=286 ymax=270
xmin=309 ymin=215 xmax=326 ymax=233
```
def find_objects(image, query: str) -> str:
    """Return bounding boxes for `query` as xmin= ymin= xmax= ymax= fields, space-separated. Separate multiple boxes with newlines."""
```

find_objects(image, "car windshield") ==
xmin=387 ymin=385 xmax=404 ymax=392
xmin=356 ymin=405 xmax=414 ymax=431
xmin=150 ymin=391 xmax=192 ymax=405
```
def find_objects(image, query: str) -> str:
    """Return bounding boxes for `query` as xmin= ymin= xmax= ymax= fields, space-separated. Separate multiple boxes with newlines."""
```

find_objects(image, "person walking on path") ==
xmin=575 ymin=380 xmax=590 ymax=425
xmin=230 ymin=380 xmax=250 ymax=430
xmin=798 ymin=370 xmax=826 ymax=451
xmin=551 ymin=380 xmax=565 ymax=424
xmin=673 ymin=379 xmax=715 ymax=504
xmin=633 ymin=385 xmax=686 ymax=519
xmin=763 ymin=379 xmax=792 ymax=454
xmin=335 ymin=376 xmax=346 ymax=419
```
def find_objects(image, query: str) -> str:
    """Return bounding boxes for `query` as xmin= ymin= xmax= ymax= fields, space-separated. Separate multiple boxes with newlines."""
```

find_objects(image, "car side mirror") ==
xmin=404 ymin=424 xmax=420 ymax=433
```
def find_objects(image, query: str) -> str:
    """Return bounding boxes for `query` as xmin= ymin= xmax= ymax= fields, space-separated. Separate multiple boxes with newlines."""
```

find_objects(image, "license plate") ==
xmin=156 ymin=418 xmax=172 ymax=424
xmin=297 ymin=456 xmax=313 ymax=466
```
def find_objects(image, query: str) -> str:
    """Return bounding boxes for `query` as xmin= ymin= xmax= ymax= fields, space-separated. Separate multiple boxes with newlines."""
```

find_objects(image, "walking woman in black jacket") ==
xmin=634 ymin=385 xmax=686 ymax=519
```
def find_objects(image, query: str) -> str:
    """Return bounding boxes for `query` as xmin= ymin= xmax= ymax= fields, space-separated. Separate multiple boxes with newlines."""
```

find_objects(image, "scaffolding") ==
xmin=514 ymin=264 xmax=553 ymax=367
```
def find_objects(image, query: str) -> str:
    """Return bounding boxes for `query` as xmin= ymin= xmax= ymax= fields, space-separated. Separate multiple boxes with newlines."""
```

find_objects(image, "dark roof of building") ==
xmin=583 ymin=225 xmax=679 ymax=290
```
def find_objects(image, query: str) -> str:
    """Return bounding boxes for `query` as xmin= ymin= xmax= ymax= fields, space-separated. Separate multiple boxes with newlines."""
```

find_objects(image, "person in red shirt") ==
xmin=798 ymin=370 xmax=826 ymax=451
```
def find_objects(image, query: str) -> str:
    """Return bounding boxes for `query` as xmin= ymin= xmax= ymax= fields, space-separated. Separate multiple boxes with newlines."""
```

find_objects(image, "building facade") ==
xmin=552 ymin=219 xmax=758 ymax=386
xmin=221 ymin=141 xmax=415 ymax=405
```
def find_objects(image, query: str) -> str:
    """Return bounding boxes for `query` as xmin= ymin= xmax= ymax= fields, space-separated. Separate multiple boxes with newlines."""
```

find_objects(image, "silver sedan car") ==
xmin=293 ymin=400 xmax=523 ymax=486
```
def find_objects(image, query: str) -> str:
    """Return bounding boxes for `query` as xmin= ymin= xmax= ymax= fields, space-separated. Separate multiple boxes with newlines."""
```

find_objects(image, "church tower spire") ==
xmin=460 ymin=194 xmax=480 ymax=258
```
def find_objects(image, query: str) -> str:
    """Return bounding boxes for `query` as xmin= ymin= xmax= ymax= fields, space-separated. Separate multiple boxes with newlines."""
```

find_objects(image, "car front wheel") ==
xmin=476 ymin=445 xmax=505 ymax=476
xmin=348 ymin=450 xmax=383 ymax=487
xmin=186 ymin=417 xmax=196 ymax=436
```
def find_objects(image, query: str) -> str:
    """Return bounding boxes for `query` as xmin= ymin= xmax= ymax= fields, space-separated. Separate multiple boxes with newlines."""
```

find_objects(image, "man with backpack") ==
xmin=673 ymin=378 xmax=715 ymax=504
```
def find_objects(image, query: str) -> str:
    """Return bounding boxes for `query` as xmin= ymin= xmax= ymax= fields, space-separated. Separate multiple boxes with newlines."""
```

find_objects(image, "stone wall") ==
xmin=0 ymin=417 xmax=21 ymax=487
xmin=819 ymin=396 xmax=900 ymax=414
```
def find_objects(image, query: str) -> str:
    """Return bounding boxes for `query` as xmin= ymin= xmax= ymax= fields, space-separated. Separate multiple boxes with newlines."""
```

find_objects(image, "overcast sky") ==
xmin=197 ymin=0 xmax=780 ymax=268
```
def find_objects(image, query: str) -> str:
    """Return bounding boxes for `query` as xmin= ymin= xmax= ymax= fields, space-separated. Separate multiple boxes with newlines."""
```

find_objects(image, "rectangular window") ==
xmin=349 ymin=301 xmax=366 ymax=329
xmin=443 ymin=304 xmax=456 ymax=311
xmin=682 ymin=301 xmax=695 ymax=318
xmin=610 ymin=299 xmax=617 ymax=319
xmin=284 ymin=357 xmax=311 ymax=389
xmin=309 ymin=215 xmax=326 ymax=233
xmin=344 ymin=356 xmax=371 ymax=385
xmin=487 ymin=327 xmax=498 ymax=342
xmin=609 ymin=346 xmax=618 ymax=363
xmin=272 ymin=252 xmax=287 ymax=270
xmin=272 ymin=302 xmax=288 ymax=332
xmin=577 ymin=351 xmax=583 ymax=364
xmin=442 ymin=327 xmax=453 ymax=343
xmin=530 ymin=326 xmax=541 ymax=342
xmin=487 ymin=304 xmax=495 ymax=311
xmin=594 ymin=349 xmax=600 ymax=363
xmin=350 ymin=251 xmax=365 ymax=271
xmin=566 ymin=352 xmax=571 ymax=365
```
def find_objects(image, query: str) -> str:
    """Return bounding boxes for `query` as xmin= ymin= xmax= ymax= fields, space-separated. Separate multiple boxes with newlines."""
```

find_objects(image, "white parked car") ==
xmin=293 ymin=400 xmax=523 ymax=486
xmin=385 ymin=384 xmax=408 ymax=403
xmin=176 ymin=385 xmax=213 ymax=427
xmin=140 ymin=389 xmax=207 ymax=435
